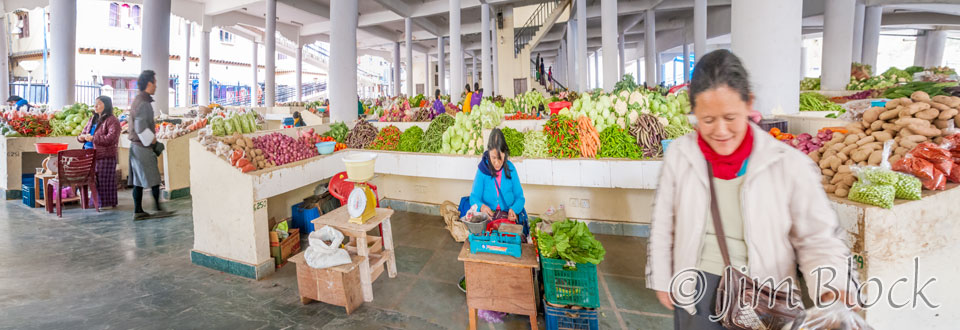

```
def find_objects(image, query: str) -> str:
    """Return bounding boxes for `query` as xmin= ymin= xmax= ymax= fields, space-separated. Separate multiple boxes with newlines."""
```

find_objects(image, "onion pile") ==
xmin=252 ymin=132 xmax=318 ymax=166
xmin=784 ymin=130 xmax=834 ymax=154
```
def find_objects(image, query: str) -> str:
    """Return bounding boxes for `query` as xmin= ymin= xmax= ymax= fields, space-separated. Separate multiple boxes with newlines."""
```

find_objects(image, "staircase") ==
xmin=513 ymin=0 xmax=571 ymax=56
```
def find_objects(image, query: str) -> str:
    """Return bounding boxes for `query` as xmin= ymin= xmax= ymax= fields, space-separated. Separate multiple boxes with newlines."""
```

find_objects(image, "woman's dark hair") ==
xmin=92 ymin=96 xmax=114 ymax=124
xmin=7 ymin=96 xmax=22 ymax=103
xmin=293 ymin=111 xmax=301 ymax=119
xmin=137 ymin=70 xmax=157 ymax=92
xmin=688 ymin=49 xmax=752 ymax=109
xmin=486 ymin=128 xmax=511 ymax=179
xmin=435 ymin=89 xmax=441 ymax=98
xmin=474 ymin=82 xmax=479 ymax=92
xmin=464 ymin=84 xmax=471 ymax=92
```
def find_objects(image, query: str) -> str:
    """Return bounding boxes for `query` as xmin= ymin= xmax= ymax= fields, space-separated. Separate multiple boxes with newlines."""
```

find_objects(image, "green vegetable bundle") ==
xmin=597 ymin=126 xmax=642 ymax=159
xmin=535 ymin=219 xmax=606 ymax=265
xmin=419 ymin=114 xmax=455 ymax=153
xmin=613 ymin=74 xmax=639 ymax=94
xmin=323 ymin=122 xmax=349 ymax=143
xmin=440 ymin=112 xmax=482 ymax=155
xmin=664 ymin=124 xmax=694 ymax=140
xmin=522 ymin=130 xmax=549 ymax=158
xmin=799 ymin=92 xmax=844 ymax=112
xmin=800 ymin=77 xmax=821 ymax=91
xmin=502 ymin=127 xmax=525 ymax=157
xmin=882 ymin=81 xmax=957 ymax=99
xmin=51 ymin=103 xmax=93 ymax=136
xmin=398 ymin=126 xmax=424 ymax=152
xmin=369 ymin=125 xmax=402 ymax=150
xmin=543 ymin=115 xmax=580 ymax=158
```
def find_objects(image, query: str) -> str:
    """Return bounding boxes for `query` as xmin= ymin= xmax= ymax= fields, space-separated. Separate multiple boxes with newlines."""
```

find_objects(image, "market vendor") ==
xmin=78 ymin=96 xmax=121 ymax=208
xmin=6 ymin=95 xmax=33 ymax=110
xmin=470 ymin=82 xmax=482 ymax=108
xmin=431 ymin=89 xmax=444 ymax=116
xmin=462 ymin=84 xmax=474 ymax=114
xmin=645 ymin=49 xmax=855 ymax=329
xmin=469 ymin=128 xmax=526 ymax=233
xmin=292 ymin=111 xmax=306 ymax=127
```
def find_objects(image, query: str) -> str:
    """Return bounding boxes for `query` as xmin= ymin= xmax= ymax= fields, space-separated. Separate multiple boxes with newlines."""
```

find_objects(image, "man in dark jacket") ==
xmin=128 ymin=70 xmax=172 ymax=220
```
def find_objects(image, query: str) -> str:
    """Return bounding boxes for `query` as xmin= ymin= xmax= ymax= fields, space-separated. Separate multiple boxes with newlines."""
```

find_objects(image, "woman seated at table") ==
xmin=469 ymin=128 xmax=527 ymax=235
xmin=78 ymin=96 xmax=121 ymax=208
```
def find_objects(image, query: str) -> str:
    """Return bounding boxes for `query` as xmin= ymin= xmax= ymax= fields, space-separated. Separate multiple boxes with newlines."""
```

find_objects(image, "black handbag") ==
xmin=152 ymin=141 xmax=165 ymax=156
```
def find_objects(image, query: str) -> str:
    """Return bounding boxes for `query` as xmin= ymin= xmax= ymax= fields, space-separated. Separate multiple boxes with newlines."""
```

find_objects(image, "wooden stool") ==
xmin=312 ymin=207 xmax=397 ymax=302
xmin=289 ymin=252 xmax=364 ymax=315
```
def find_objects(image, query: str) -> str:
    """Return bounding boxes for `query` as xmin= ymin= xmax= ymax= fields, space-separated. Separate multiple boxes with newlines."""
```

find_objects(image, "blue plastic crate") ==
xmin=21 ymin=184 xmax=35 ymax=208
xmin=22 ymin=173 xmax=34 ymax=185
xmin=290 ymin=202 xmax=320 ymax=235
xmin=544 ymin=300 xmax=599 ymax=330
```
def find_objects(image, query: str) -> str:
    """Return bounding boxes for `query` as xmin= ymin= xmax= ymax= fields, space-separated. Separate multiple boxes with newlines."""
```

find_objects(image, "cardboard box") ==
xmin=270 ymin=228 xmax=301 ymax=267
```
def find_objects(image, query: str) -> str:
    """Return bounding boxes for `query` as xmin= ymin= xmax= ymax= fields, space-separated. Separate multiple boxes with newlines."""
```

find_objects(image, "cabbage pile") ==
xmin=50 ymin=103 xmax=93 ymax=136
xmin=440 ymin=112 xmax=483 ymax=155
xmin=473 ymin=99 xmax=504 ymax=129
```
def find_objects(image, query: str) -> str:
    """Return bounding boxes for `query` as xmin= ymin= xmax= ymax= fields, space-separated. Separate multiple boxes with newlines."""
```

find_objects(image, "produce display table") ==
xmin=458 ymin=242 xmax=540 ymax=330
xmin=312 ymin=207 xmax=397 ymax=302
xmin=777 ymin=112 xmax=851 ymax=136
xmin=33 ymin=174 xmax=55 ymax=207
xmin=0 ymin=136 xmax=84 ymax=199
xmin=119 ymin=131 xmax=196 ymax=199
xmin=829 ymin=184 xmax=960 ymax=329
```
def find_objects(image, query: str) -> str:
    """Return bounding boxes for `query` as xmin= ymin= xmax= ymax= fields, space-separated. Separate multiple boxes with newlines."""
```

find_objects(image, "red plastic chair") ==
xmin=45 ymin=149 xmax=99 ymax=217
xmin=328 ymin=171 xmax=379 ymax=207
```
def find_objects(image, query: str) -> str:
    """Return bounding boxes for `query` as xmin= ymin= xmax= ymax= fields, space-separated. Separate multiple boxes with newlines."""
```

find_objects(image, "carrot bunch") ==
xmin=577 ymin=115 xmax=600 ymax=158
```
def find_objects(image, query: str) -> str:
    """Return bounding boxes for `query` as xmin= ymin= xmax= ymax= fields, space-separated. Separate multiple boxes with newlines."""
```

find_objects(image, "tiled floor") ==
xmin=0 ymin=194 xmax=672 ymax=329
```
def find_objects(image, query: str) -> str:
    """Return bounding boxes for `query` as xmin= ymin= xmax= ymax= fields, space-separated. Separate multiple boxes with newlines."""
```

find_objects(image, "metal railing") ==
xmin=514 ymin=0 xmax=563 ymax=56
xmin=529 ymin=60 xmax=566 ymax=91
xmin=9 ymin=81 xmax=103 ymax=106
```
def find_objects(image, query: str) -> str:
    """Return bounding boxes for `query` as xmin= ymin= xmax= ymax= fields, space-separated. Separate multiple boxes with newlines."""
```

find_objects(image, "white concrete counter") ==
xmin=0 ymin=136 xmax=85 ymax=199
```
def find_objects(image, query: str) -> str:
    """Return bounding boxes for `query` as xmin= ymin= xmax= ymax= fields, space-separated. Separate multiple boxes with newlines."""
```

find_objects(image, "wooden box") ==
xmin=345 ymin=236 xmax=383 ymax=254
xmin=270 ymin=228 xmax=301 ymax=267
xmin=289 ymin=252 xmax=365 ymax=315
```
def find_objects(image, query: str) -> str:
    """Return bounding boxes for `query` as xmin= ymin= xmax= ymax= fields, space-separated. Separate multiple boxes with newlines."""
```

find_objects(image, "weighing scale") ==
xmin=467 ymin=223 xmax=523 ymax=258
xmin=342 ymin=153 xmax=379 ymax=224
xmin=346 ymin=179 xmax=377 ymax=224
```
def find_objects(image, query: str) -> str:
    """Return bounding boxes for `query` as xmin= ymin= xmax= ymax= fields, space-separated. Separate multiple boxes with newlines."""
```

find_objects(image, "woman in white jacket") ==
xmin=646 ymin=50 xmax=856 ymax=329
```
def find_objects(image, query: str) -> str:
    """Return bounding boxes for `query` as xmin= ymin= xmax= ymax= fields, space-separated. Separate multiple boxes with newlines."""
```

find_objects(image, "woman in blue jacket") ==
xmin=470 ymin=128 xmax=526 ymax=232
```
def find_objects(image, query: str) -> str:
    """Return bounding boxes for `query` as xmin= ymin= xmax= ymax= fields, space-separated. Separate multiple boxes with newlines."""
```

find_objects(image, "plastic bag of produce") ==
xmin=788 ymin=303 xmax=874 ymax=330
xmin=850 ymin=166 xmax=899 ymax=186
xmin=848 ymin=180 xmax=895 ymax=208
xmin=892 ymin=172 xmax=922 ymax=200
xmin=304 ymin=226 xmax=351 ymax=269
xmin=909 ymin=142 xmax=953 ymax=176
xmin=892 ymin=154 xmax=946 ymax=190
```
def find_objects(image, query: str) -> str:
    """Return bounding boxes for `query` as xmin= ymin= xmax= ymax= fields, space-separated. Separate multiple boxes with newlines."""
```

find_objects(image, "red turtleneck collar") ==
xmin=697 ymin=126 xmax=754 ymax=180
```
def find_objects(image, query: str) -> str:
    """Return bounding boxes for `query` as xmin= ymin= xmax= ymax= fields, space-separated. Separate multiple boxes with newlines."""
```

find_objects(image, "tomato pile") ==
xmin=505 ymin=111 xmax=541 ymax=120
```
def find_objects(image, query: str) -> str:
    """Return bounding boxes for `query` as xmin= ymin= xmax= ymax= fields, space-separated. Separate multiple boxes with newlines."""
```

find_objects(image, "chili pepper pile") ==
xmin=7 ymin=115 xmax=52 ymax=137
xmin=369 ymin=125 xmax=402 ymax=151
xmin=505 ymin=112 xmax=540 ymax=120
xmin=398 ymin=126 xmax=424 ymax=152
xmin=543 ymin=115 xmax=580 ymax=158
xmin=598 ymin=126 xmax=643 ymax=160
xmin=630 ymin=114 xmax=666 ymax=158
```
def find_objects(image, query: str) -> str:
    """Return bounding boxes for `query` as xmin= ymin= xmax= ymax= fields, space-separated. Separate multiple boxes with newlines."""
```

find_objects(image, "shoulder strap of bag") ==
xmin=705 ymin=161 xmax=733 ymax=267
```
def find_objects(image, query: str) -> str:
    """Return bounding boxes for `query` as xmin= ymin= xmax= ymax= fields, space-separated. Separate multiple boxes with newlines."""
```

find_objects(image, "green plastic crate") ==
xmin=541 ymin=256 xmax=600 ymax=308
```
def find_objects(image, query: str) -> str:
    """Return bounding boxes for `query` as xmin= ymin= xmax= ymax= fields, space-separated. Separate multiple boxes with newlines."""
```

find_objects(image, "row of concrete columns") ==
xmin=43 ymin=0 xmax=306 ymax=112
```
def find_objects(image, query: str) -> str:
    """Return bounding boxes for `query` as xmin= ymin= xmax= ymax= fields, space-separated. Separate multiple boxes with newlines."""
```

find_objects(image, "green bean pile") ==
xmin=398 ymin=126 xmax=424 ymax=152
xmin=502 ymin=127 xmax=525 ymax=157
xmin=598 ymin=126 xmax=643 ymax=160
xmin=419 ymin=114 xmax=455 ymax=153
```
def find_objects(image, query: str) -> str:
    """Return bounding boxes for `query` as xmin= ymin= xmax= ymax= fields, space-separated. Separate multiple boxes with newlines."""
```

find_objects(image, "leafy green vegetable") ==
xmin=323 ymin=122 xmax=350 ymax=143
xmin=882 ymin=81 xmax=957 ymax=99
xmin=502 ymin=127 xmax=524 ymax=157
xmin=522 ymin=130 xmax=548 ymax=158
xmin=535 ymin=220 xmax=606 ymax=265
xmin=613 ymin=74 xmax=639 ymax=94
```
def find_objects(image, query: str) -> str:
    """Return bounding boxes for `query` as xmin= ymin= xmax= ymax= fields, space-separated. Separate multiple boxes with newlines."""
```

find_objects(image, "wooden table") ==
xmin=312 ymin=207 xmax=397 ymax=302
xmin=458 ymin=242 xmax=540 ymax=330
xmin=34 ymin=173 xmax=80 ymax=208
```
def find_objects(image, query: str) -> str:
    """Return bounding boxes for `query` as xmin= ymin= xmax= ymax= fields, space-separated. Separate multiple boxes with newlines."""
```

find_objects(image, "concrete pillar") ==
xmin=295 ymin=44 xmax=303 ymax=102
xmin=821 ymin=0 xmax=856 ymax=91
xmin=450 ymin=0 xmax=463 ymax=102
xmin=438 ymin=37 xmax=445 ymax=94
xmin=199 ymin=19 xmax=211 ymax=105
xmin=0 ymin=4 xmax=8 ymax=103
xmin=576 ymin=0 xmax=588 ymax=92
xmin=251 ymin=41 xmax=258 ymax=106
xmin=601 ymin=0 xmax=618 ymax=91
xmin=636 ymin=59 xmax=642 ymax=83
xmin=329 ymin=0 xmax=358 ymax=123
xmin=182 ymin=21 xmax=192 ymax=107
xmin=393 ymin=41 xmax=401 ymax=96
xmin=644 ymin=9 xmax=657 ymax=86
xmin=682 ymin=41 xmax=690 ymax=83
xmin=141 ymin=0 xmax=171 ymax=113
xmin=801 ymin=46 xmax=808 ymax=78
xmin=861 ymin=5 xmax=882 ymax=70
xmin=593 ymin=51 xmax=600 ymax=89
xmin=693 ymin=0 xmax=706 ymax=66
xmin=566 ymin=21 xmax=577 ymax=91
xmin=732 ymin=0 xmax=802 ymax=115
xmin=914 ymin=34 xmax=927 ymax=67
xmin=49 ymin=0 xmax=77 ymax=110
xmin=492 ymin=29 xmax=499 ymax=95
xmin=471 ymin=50 xmax=477 ymax=87
xmin=618 ymin=34 xmax=626 ymax=78
xmin=852 ymin=1 xmax=865 ymax=63
xmin=425 ymin=53 xmax=431 ymax=96
xmin=925 ymin=30 xmax=947 ymax=67
xmin=481 ymin=3 xmax=492 ymax=94
xmin=264 ymin=0 xmax=277 ymax=106
xmin=405 ymin=17 xmax=413 ymax=97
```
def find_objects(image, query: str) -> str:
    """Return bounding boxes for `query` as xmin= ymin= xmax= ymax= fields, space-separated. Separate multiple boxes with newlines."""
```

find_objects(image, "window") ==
xmin=15 ymin=11 xmax=29 ymax=38
xmin=108 ymin=3 xmax=119 ymax=27
xmin=219 ymin=30 xmax=234 ymax=44
xmin=131 ymin=5 xmax=140 ymax=27
xmin=278 ymin=53 xmax=288 ymax=60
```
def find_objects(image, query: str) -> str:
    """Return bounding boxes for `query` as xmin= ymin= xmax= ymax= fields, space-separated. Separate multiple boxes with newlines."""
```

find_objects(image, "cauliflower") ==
xmin=617 ymin=117 xmax=626 ymax=129
xmin=614 ymin=99 xmax=628 ymax=116
xmin=629 ymin=91 xmax=645 ymax=106
xmin=628 ymin=111 xmax=640 ymax=125
xmin=619 ymin=90 xmax=630 ymax=99
xmin=657 ymin=116 xmax=670 ymax=127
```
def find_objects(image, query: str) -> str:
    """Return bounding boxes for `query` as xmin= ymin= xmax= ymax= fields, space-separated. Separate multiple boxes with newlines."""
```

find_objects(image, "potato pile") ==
xmin=809 ymin=91 xmax=960 ymax=197
xmin=222 ymin=133 xmax=275 ymax=172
